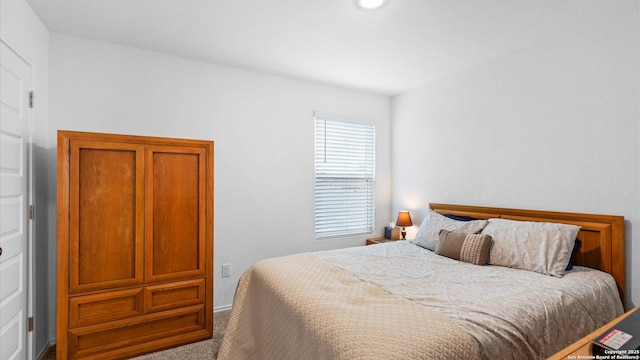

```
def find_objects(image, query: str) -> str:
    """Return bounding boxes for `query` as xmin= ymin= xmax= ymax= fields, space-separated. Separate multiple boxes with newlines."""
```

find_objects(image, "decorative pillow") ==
xmin=442 ymin=214 xmax=478 ymax=222
xmin=480 ymin=218 xmax=580 ymax=277
xmin=412 ymin=209 xmax=488 ymax=251
xmin=565 ymin=239 xmax=582 ymax=271
xmin=436 ymin=230 xmax=492 ymax=265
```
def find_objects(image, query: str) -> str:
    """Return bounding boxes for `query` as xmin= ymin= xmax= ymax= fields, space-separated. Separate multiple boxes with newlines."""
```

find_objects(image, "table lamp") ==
xmin=396 ymin=211 xmax=413 ymax=240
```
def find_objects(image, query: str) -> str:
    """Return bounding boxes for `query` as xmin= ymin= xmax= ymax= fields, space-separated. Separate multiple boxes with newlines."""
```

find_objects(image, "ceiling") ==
xmin=26 ymin=0 xmax=610 ymax=96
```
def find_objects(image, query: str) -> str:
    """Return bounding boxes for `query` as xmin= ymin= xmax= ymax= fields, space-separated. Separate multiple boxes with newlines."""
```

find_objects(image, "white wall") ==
xmin=1 ymin=0 xmax=51 ymax=356
xmin=391 ymin=3 xmax=640 ymax=307
xmin=48 ymin=33 xmax=392 ymax=321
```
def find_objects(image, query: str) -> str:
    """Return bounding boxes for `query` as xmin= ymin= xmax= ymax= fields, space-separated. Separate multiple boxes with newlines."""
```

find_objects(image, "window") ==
xmin=314 ymin=114 xmax=375 ymax=238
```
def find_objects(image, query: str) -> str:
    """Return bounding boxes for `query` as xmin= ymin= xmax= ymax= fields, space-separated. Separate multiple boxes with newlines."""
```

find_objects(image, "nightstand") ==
xmin=366 ymin=237 xmax=404 ymax=245
xmin=548 ymin=306 xmax=640 ymax=359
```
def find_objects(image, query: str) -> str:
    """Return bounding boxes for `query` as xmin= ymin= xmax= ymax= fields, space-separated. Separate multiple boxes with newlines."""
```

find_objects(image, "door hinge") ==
xmin=28 ymin=317 xmax=34 ymax=332
xmin=29 ymin=91 xmax=35 ymax=109
xmin=28 ymin=205 xmax=35 ymax=220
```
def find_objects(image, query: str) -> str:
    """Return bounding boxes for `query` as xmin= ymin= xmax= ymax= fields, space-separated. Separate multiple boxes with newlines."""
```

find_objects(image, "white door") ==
xmin=0 ymin=40 xmax=32 ymax=360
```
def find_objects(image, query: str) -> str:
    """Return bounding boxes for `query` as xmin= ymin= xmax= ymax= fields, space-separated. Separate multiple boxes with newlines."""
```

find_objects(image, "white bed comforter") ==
xmin=315 ymin=241 xmax=624 ymax=359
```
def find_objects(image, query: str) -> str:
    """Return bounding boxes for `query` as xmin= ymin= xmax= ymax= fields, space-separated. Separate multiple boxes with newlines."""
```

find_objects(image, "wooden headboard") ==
xmin=429 ymin=203 xmax=626 ymax=304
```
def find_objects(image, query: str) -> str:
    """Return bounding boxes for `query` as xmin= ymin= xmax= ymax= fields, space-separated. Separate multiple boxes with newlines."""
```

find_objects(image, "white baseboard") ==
xmin=214 ymin=304 xmax=232 ymax=312
xmin=36 ymin=339 xmax=56 ymax=360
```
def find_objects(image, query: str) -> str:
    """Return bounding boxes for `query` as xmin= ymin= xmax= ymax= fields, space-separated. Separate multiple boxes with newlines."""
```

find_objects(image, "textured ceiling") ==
xmin=26 ymin=0 xmax=611 ymax=95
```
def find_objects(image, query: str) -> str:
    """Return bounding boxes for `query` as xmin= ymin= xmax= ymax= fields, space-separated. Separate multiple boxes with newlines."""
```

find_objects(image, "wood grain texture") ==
xmin=365 ymin=237 xmax=403 ymax=245
xmin=68 ymin=305 xmax=206 ymax=359
xmin=58 ymin=131 xmax=214 ymax=360
xmin=145 ymin=147 xmax=206 ymax=283
xmin=144 ymin=279 xmax=205 ymax=313
xmin=548 ymin=306 xmax=640 ymax=359
xmin=69 ymin=142 xmax=145 ymax=293
xmin=69 ymin=288 xmax=144 ymax=328
xmin=429 ymin=203 xmax=625 ymax=305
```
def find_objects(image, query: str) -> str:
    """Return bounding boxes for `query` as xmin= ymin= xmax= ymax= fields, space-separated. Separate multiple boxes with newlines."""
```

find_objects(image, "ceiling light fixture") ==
xmin=356 ymin=0 xmax=387 ymax=10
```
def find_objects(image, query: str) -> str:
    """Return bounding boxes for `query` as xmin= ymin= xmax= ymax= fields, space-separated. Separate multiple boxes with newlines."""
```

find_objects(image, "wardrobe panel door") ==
xmin=146 ymin=146 xmax=206 ymax=282
xmin=69 ymin=141 xmax=145 ymax=293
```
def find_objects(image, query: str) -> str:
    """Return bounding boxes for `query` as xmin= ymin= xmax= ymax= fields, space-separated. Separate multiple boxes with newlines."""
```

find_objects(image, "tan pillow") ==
xmin=435 ymin=230 xmax=492 ymax=265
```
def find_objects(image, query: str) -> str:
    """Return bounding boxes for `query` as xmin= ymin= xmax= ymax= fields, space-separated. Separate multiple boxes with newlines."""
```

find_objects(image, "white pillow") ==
xmin=412 ymin=209 xmax=488 ymax=251
xmin=480 ymin=218 xmax=580 ymax=277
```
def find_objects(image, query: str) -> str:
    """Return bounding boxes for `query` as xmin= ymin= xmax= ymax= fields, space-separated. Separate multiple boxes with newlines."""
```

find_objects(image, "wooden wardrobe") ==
xmin=57 ymin=131 xmax=214 ymax=359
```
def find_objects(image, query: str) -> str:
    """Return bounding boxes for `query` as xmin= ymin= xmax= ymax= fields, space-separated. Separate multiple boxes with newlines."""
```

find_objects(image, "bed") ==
xmin=217 ymin=204 xmax=626 ymax=360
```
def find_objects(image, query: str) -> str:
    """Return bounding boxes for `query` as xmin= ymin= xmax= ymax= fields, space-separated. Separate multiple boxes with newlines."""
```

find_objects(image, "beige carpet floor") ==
xmin=40 ymin=310 xmax=231 ymax=360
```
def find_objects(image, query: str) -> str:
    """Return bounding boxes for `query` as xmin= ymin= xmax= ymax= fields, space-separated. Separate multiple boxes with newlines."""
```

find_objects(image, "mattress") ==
xmin=218 ymin=241 xmax=623 ymax=360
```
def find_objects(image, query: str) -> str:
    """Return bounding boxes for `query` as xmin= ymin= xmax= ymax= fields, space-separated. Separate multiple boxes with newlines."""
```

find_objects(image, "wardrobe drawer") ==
xmin=68 ymin=305 xmax=206 ymax=359
xmin=69 ymin=288 xmax=144 ymax=328
xmin=144 ymin=279 xmax=205 ymax=313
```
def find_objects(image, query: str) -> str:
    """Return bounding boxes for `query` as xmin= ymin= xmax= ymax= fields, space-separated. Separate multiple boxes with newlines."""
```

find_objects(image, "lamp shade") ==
xmin=396 ymin=211 xmax=413 ymax=227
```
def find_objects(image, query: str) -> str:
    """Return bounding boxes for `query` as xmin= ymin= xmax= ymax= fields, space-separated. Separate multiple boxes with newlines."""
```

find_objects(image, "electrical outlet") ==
xmin=222 ymin=263 xmax=231 ymax=277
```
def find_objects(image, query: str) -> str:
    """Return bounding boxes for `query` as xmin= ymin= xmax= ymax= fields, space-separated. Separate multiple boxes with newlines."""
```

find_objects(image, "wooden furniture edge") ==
xmin=206 ymin=141 xmax=215 ymax=337
xmin=57 ymin=130 xmax=213 ymax=147
xmin=548 ymin=306 xmax=640 ymax=359
xmin=366 ymin=237 xmax=402 ymax=245
xmin=57 ymin=132 xmax=71 ymax=359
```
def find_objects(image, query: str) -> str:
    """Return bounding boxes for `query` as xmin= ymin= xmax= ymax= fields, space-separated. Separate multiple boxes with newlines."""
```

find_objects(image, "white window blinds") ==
xmin=314 ymin=115 xmax=375 ymax=238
